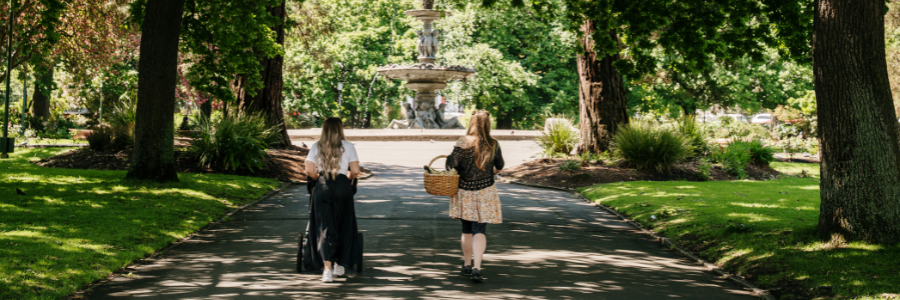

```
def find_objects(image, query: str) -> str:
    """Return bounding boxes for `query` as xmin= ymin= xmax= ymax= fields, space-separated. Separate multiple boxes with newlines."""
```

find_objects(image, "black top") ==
xmin=446 ymin=137 xmax=505 ymax=191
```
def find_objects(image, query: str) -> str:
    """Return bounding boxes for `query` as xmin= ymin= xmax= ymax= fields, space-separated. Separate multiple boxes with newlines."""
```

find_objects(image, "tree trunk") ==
xmin=814 ymin=0 xmax=900 ymax=244
xmin=233 ymin=1 xmax=291 ymax=148
xmin=496 ymin=112 xmax=513 ymax=129
xmin=125 ymin=0 xmax=185 ymax=182
xmin=200 ymin=98 xmax=211 ymax=124
xmin=575 ymin=22 xmax=628 ymax=155
xmin=32 ymin=68 xmax=52 ymax=120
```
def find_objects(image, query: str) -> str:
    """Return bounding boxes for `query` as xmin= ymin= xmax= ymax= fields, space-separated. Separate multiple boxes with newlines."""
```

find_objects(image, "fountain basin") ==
xmin=377 ymin=63 xmax=476 ymax=83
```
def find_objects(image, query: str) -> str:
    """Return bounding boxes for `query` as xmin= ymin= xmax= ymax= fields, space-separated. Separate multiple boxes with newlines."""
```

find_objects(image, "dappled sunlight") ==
xmin=726 ymin=213 xmax=779 ymax=222
xmin=0 ymin=148 xmax=281 ymax=299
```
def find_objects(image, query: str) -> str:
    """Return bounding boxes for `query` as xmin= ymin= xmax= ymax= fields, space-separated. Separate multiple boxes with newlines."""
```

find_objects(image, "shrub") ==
xmin=696 ymin=158 xmax=712 ymax=181
xmin=284 ymin=113 xmax=317 ymax=129
xmin=107 ymin=94 xmax=137 ymax=136
xmin=612 ymin=120 xmax=693 ymax=172
xmin=711 ymin=141 xmax=752 ymax=179
xmin=86 ymin=126 xmax=132 ymax=152
xmin=577 ymin=151 xmax=601 ymax=165
xmin=558 ymin=159 xmax=581 ymax=172
xmin=188 ymin=111 xmax=280 ymax=172
xmin=746 ymin=140 xmax=776 ymax=166
xmin=536 ymin=116 xmax=578 ymax=157
xmin=86 ymin=127 xmax=113 ymax=151
xmin=677 ymin=115 xmax=710 ymax=157
xmin=775 ymin=136 xmax=805 ymax=160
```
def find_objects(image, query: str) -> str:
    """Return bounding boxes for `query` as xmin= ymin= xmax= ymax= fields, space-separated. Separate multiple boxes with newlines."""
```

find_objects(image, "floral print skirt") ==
xmin=449 ymin=184 xmax=502 ymax=224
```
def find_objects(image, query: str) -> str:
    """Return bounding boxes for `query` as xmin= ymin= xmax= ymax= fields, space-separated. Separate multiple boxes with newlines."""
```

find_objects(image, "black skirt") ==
xmin=303 ymin=174 xmax=362 ymax=271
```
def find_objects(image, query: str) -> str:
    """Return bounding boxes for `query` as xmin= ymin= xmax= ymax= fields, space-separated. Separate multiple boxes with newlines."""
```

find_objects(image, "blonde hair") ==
xmin=316 ymin=117 xmax=346 ymax=180
xmin=465 ymin=110 xmax=497 ymax=170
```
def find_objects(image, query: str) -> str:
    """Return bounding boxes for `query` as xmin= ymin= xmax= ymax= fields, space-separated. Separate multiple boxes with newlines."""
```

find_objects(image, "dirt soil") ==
xmin=34 ymin=145 xmax=372 ymax=183
xmin=500 ymin=158 xmax=781 ymax=189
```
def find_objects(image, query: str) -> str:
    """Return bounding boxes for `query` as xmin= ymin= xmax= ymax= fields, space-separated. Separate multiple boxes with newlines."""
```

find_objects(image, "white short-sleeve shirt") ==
xmin=307 ymin=140 xmax=359 ymax=175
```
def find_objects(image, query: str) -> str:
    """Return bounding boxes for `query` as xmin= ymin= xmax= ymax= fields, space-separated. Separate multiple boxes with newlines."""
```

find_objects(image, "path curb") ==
xmin=497 ymin=176 xmax=775 ymax=300
xmin=66 ymin=181 xmax=294 ymax=299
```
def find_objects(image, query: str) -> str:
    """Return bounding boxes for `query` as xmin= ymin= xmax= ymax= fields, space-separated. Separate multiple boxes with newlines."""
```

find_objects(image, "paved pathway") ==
xmin=86 ymin=141 xmax=755 ymax=299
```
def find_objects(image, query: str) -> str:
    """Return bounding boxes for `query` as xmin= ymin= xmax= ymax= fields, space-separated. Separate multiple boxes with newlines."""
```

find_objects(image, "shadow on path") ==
xmin=85 ymin=163 xmax=755 ymax=299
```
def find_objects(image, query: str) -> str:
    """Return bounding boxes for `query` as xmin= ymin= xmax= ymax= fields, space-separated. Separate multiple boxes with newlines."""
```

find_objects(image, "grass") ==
xmin=579 ymin=162 xmax=899 ymax=299
xmin=0 ymin=148 xmax=281 ymax=299
xmin=25 ymin=138 xmax=88 ymax=145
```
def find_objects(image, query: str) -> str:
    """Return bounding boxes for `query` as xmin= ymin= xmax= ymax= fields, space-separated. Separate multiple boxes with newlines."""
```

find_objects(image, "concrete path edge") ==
xmin=65 ymin=181 xmax=294 ymax=299
xmin=496 ymin=175 xmax=776 ymax=300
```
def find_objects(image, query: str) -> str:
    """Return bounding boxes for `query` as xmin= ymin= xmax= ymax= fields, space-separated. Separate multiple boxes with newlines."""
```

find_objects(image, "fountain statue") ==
xmin=379 ymin=1 xmax=476 ymax=129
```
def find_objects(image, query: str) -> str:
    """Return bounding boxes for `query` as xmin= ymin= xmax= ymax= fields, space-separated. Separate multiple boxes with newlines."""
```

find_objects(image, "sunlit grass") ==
xmin=0 ymin=148 xmax=280 ymax=299
xmin=579 ymin=168 xmax=899 ymax=299
xmin=24 ymin=138 xmax=88 ymax=145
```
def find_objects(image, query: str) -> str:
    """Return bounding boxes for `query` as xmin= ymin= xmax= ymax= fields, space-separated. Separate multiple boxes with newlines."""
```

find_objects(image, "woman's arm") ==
xmin=493 ymin=142 xmax=504 ymax=174
xmin=348 ymin=161 xmax=361 ymax=180
xmin=305 ymin=160 xmax=319 ymax=181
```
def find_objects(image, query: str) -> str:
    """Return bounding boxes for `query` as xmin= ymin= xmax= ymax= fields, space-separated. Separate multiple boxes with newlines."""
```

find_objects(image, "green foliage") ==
xmin=746 ymin=140 xmax=776 ymax=166
xmin=626 ymin=51 xmax=813 ymax=116
xmin=107 ymin=92 xmax=138 ymax=137
xmin=612 ymin=120 xmax=692 ymax=173
xmin=86 ymin=127 xmax=113 ymax=151
xmin=675 ymin=116 xmax=709 ymax=157
xmin=180 ymin=0 xmax=285 ymax=103
xmin=710 ymin=141 xmax=752 ymax=179
xmin=85 ymin=126 xmax=132 ymax=152
xmin=284 ymin=112 xmax=318 ymax=129
xmin=439 ymin=3 xmax=579 ymax=129
xmin=774 ymin=137 xmax=807 ymax=160
xmin=284 ymin=0 xmax=410 ymax=125
xmin=189 ymin=112 xmax=280 ymax=172
xmin=696 ymin=158 xmax=712 ymax=181
xmin=0 ymin=148 xmax=279 ymax=299
xmin=577 ymin=151 xmax=601 ymax=165
xmin=536 ymin=117 xmax=578 ymax=156
xmin=557 ymin=159 xmax=581 ymax=172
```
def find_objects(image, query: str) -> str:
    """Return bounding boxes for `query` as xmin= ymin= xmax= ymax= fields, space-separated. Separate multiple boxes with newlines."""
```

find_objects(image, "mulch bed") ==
xmin=34 ymin=145 xmax=371 ymax=183
xmin=500 ymin=158 xmax=782 ymax=190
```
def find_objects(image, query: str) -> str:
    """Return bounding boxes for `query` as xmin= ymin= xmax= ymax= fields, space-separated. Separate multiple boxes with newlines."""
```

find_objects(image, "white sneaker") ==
xmin=321 ymin=270 xmax=333 ymax=282
xmin=334 ymin=264 xmax=345 ymax=276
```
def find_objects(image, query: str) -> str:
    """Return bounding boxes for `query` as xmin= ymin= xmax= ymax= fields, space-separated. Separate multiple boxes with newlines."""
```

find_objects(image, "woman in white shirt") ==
xmin=304 ymin=117 xmax=361 ymax=282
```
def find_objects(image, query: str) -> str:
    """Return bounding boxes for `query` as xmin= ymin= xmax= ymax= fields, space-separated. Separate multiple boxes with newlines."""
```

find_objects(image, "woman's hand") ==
xmin=305 ymin=160 xmax=319 ymax=181
xmin=348 ymin=161 xmax=361 ymax=180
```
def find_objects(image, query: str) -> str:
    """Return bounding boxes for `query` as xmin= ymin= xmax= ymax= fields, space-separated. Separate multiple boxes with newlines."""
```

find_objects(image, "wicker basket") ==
xmin=424 ymin=155 xmax=459 ymax=196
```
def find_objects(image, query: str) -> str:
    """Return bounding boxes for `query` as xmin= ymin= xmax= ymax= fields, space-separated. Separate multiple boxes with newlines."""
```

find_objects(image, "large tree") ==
xmin=126 ymin=0 xmax=185 ymax=182
xmin=814 ymin=0 xmax=900 ymax=243
xmin=232 ymin=1 xmax=291 ymax=148
xmin=575 ymin=24 xmax=627 ymax=154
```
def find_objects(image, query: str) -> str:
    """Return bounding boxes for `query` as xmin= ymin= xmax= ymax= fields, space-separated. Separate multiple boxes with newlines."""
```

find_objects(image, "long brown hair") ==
xmin=317 ymin=117 xmax=346 ymax=179
xmin=466 ymin=110 xmax=497 ymax=170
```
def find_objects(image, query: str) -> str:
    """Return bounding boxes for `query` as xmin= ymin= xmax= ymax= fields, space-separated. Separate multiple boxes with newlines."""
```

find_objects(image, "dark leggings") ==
xmin=461 ymin=219 xmax=487 ymax=235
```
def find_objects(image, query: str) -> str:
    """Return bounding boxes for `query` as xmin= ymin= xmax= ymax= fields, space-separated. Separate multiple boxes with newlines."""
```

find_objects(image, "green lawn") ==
xmin=579 ymin=162 xmax=899 ymax=299
xmin=25 ymin=138 xmax=88 ymax=145
xmin=0 ymin=148 xmax=280 ymax=299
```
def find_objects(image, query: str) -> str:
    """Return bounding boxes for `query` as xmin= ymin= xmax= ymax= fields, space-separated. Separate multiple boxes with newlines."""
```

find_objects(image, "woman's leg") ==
xmin=324 ymin=261 xmax=333 ymax=271
xmin=461 ymin=233 xmax=473 ymax=265
xmin=460 ymin=220 xmax=473 ymax=266
xmin=472 ymin=233 xmax=486 ymax=269
xmin=471 ymin=222 xmax=488 ymax=270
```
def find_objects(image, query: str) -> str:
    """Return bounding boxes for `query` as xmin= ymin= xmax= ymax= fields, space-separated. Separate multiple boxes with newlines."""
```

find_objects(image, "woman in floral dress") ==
xmin=445 ymin=110 xmax=504 ymax=282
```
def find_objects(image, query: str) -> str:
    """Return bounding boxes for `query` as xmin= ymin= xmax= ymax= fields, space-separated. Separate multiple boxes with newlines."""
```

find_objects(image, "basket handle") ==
xmin=428 ymin=155 xmax=448 ymax=169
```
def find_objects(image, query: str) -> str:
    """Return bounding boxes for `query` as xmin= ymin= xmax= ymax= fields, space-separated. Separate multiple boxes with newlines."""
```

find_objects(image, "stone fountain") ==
xmin=378 ymin=1 xmax=476 ymax=129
